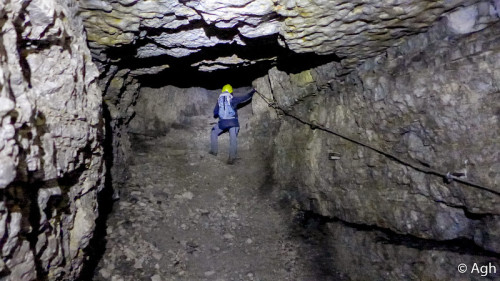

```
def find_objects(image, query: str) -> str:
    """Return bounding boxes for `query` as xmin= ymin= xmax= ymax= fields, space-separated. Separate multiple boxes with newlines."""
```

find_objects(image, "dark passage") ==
xmin=88 ymin=107 xmax=346 ymax=281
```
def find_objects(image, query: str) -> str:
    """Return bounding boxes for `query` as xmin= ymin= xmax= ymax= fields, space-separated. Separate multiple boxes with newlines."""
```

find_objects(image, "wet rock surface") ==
xmin=93 ymin=113 xmax=345 ymax=281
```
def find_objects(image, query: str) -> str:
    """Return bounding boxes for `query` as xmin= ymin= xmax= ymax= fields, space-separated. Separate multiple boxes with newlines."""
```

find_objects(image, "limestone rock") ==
xmin=79 ymin=0 xmax=499 ymax=72
xmin=0 ymin=156 xmax=16 ymax=189
xmin=269 ymin=18 xmax=500 ymax=252
xmin=0 ymin=0 xmax=104 ymax=279
xmin=129 ymin=86 xmax=215 ymax=137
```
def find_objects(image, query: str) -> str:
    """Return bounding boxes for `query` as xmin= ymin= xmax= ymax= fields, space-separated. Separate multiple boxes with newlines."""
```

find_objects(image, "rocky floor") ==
xmin=89 ymin=118 xmax=345 ymax=281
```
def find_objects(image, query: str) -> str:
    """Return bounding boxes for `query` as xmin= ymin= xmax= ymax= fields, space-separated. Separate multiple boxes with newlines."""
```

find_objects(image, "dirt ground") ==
xmin=90 ymin=115 xmax=344 ymax=281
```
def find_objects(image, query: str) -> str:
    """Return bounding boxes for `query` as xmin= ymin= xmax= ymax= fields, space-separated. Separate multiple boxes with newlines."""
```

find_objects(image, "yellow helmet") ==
xmin=222 ymin=84 xmax=233 ymax=94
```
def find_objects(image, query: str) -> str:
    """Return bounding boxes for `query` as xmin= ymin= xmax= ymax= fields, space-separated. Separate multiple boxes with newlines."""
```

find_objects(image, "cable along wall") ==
xmin=252 ymin=18 xmax=500 ymax=281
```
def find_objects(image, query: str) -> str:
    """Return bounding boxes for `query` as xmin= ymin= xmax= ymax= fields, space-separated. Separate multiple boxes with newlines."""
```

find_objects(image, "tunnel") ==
xmin=0 ymin=0 xmax=499 ymax=280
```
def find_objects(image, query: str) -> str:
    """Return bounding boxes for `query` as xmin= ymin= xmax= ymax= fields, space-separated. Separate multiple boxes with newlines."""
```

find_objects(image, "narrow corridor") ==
xmin=92 ymin=115 xmax=342 ymax=281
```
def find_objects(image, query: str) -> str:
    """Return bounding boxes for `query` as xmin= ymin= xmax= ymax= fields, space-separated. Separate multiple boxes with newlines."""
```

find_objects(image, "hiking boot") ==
xmin=227 ymin=158 xmax=236 ymax=165
xmin=209 ymin=150 xmax=217 ymax=156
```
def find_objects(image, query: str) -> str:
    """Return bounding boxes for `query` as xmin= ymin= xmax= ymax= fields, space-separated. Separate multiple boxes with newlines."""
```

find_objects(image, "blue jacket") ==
xmin=214 ymin=89 xmax=255 ymax=130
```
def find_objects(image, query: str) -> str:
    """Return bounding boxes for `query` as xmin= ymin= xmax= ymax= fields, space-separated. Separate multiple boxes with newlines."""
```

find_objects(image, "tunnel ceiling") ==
xmin=79 ymin=0 xmax=483 ymax=77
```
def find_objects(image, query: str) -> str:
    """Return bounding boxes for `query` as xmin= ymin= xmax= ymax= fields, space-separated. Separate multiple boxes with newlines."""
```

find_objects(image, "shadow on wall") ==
xmin=103 ymin=34 xmax=340 ymax=89
xmin=266 ymin=179 xmax=347 ymax=280
xmin=77 ymin=103 xmax=116 ymax=281
xmin=256 ymin=168 xmax=344 ymax=280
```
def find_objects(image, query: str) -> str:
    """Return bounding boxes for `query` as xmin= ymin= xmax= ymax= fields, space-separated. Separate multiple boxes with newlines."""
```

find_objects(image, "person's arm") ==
xmin=233 ymin=89 xmax=256 ymax=104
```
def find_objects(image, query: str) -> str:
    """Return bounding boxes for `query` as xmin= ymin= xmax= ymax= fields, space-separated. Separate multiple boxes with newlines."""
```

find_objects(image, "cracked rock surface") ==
xmin=263 ymin=11 xmax=500 ymax=257
xmin=0 ymin=0 xmax=103 ymax=280
xmin=79 ymin=0 xmax=500 ymax=72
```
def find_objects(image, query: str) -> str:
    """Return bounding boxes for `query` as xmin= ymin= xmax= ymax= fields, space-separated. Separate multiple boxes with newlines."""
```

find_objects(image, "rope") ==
xmin=254 ymin=90 xmax=499 ymax=197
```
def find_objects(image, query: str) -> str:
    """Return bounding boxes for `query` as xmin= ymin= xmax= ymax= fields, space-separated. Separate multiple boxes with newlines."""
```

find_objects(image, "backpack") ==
xmin=218 ymin=93 xmax=235 ymax=119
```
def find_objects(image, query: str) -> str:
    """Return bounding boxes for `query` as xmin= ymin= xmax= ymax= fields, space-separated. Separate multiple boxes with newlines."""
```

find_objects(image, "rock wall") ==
xmin=0 ymin=0 xmax=103 ymax=280
xmin=255 ymin=13 xmax=500 ymax=280
xmin=100 ymin=68 xmax=139 ymax=189
xmin=129 ymin=86 xmax=217 ymax=138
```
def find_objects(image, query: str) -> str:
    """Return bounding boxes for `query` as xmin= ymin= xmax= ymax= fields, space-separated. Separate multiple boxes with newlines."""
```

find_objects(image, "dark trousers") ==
xmin=210 ymin=124 xmax=239 ymax=160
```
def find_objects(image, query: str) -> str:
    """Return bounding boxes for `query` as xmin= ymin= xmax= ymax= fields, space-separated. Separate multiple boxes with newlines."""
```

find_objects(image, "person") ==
xmin=209 ymin=84 xmax=256 ymax=164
